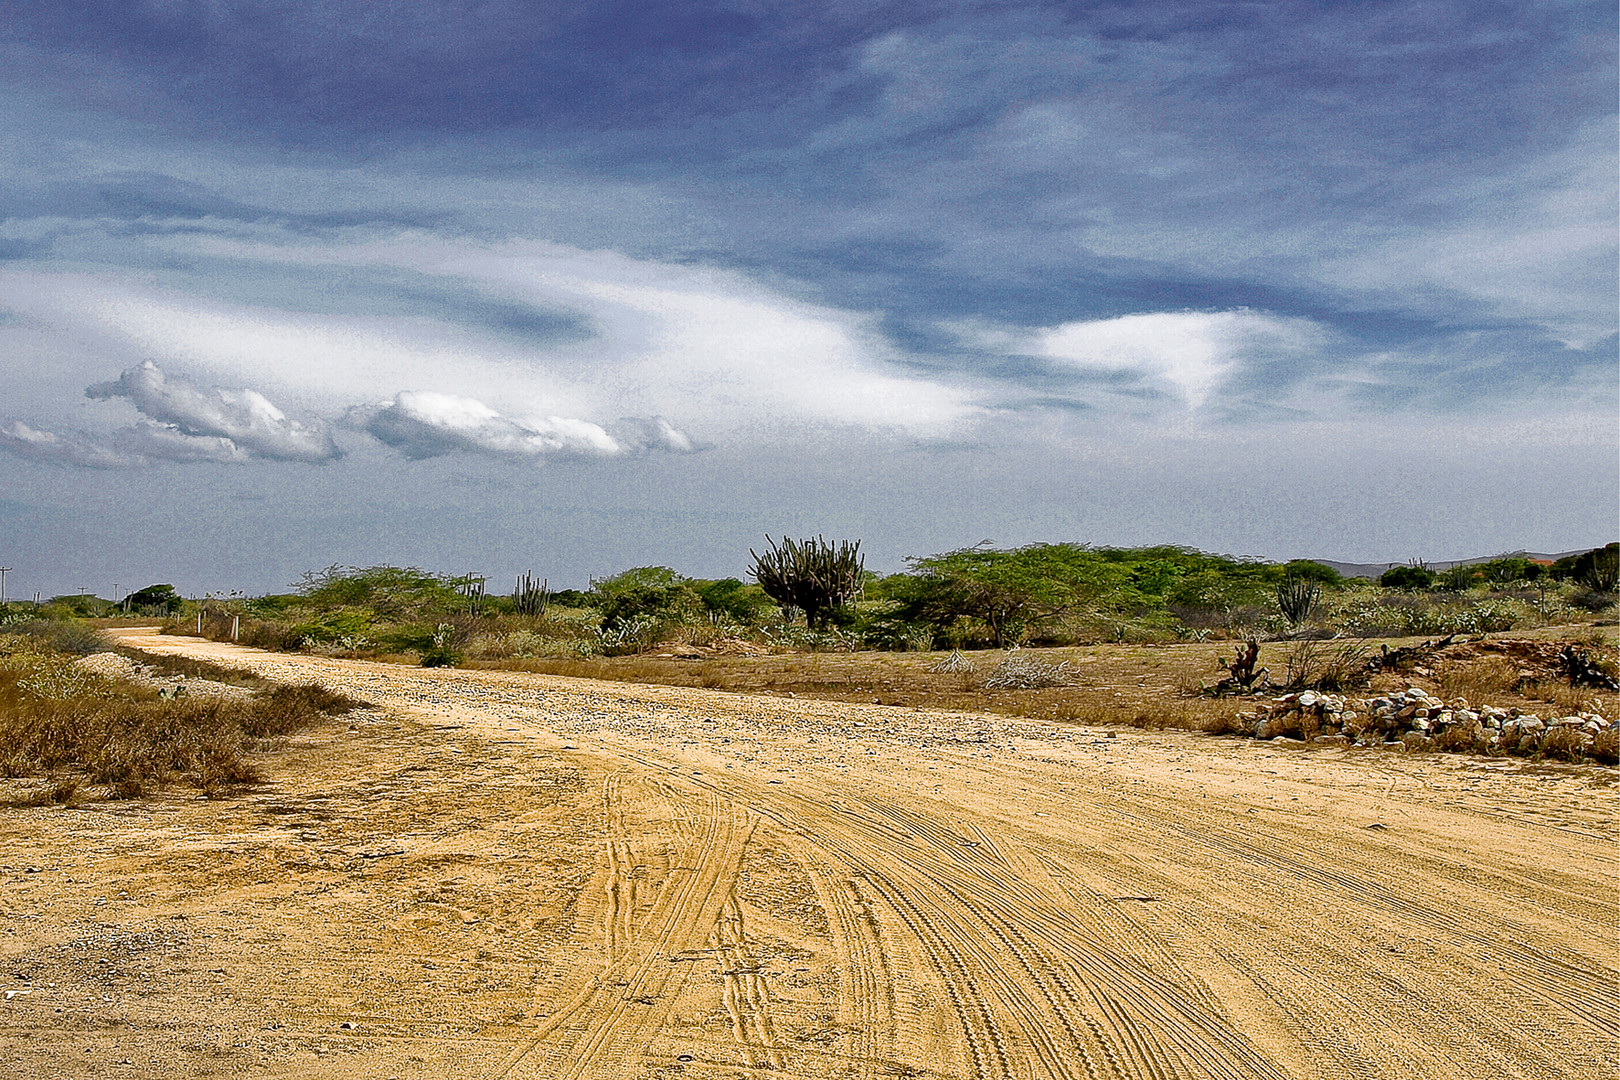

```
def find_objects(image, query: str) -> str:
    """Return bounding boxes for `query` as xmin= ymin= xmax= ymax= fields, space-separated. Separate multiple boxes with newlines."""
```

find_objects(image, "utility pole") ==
xmin=0 ymin=567 xmax=10 ymax=606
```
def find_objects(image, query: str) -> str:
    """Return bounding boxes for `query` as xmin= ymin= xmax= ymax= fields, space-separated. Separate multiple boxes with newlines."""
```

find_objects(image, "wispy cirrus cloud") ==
xmin=0 ymin=420 xmax=133 ymax=469
xmin=949 ymin=309 xmax=1334 ymax=410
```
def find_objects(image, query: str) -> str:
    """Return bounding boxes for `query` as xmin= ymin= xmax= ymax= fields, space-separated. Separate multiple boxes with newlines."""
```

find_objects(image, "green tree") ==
xmin=697 ymin=578 xmax=774 ymax=625
xmin=295 ymin=565 xmax=469 ymax=620
xmin=590 ymin=566 xmax=704 ymax=630
xmin=904 ymin=543 xmax=1114 ymax=647
xmin=1473 ymin=557 xmax=1535 ymax=584
xmin=1281 ymin=560 xmax=1344 ymax=586
xmin=1572 ymin=543 xmax=1619 ymax=592
xmin=1379 ymin=565 xmax=1435 ymax=590
xmin=125 ymin=583 xmax=183 ymax=614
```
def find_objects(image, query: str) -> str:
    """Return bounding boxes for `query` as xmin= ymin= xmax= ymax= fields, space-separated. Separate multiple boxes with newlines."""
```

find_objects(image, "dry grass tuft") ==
xmin=0 ymin=641 xmax=363 ymax=800
xmin=1591 ymin=728 xmax=1619 ymax=766
xmin=1521 ymin=680 xmax=1611 ymax=718
xmin=1437 ymin=657 xmax=1522 ymax=702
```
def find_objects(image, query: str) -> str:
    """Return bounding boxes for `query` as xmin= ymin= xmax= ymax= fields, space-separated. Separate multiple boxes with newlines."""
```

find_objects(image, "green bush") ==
xmin=697 ymin=578 xmax=775 ymax=625
xmin=294 ymin=565 xmax=474 ymax=621
xmin=1379 ymin=565 xmax=1435 ymax=590
xmin=124 ymin=584 xmax=184 ymax=615
xmin=591 ymin=567 xmax=706 ymax=633
xmin=1551 ymin=543 xmax=1619 ymax=591
xmin=1281 ymin=560 xmax=1344 ymax=586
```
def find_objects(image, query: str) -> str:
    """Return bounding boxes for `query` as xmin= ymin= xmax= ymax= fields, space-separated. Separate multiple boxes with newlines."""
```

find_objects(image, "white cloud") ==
xmin=85 ymin=360 xmax=339 ymax=462
xmin=4 ymin=245 xmax=981 ymax=445
xmin=353 ymin=389 xmax=674 ymax=462
xmin=610 ymin=415 xmax=696 ymax=455
xmin=111 ymin=420 xmax=246 ymax=464
xmin=1027 ymin=309 xmax=1330 ymax=408
xmin=0 ymin=420 xmax=133 ymax=469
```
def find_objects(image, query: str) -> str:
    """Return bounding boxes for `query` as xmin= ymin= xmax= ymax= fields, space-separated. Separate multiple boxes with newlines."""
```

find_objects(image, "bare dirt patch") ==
xmin=0 ymin=628 xmax=1612 ymax=1079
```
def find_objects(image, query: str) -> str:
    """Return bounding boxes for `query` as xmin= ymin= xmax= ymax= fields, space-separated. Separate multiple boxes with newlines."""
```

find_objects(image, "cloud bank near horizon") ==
xmin=2 ymin=360 xmax=707 ymax=469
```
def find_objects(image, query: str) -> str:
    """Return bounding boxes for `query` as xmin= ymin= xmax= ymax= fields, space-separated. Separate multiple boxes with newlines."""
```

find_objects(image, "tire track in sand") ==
xmin=111 ymin=632 xmax=1615 ymax=1080
xmin=712 ymin=888 xmax=787 ymax=1071
xmin=746 ymin=786 xmax=1288 ymax=1080
xmin=491 ymin=776 xmax=753 ymax=1080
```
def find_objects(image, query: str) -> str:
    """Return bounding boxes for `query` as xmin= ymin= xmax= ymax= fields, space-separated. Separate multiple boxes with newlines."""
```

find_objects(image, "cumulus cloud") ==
xmin=86 ymin=360 xmax=339 ymax=462
xmin=352 ymin=390 xmax=692 ymax=462
xmin=1026 ymin=310 xmax=1331 ymax=409
xmin=111 ymin=420 xmax=246 ymax=464
xmin=0 ymin=421 xmax=134 ymax=469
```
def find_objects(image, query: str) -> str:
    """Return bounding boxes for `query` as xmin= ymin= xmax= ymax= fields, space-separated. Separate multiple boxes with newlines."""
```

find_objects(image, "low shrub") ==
xmin=1569 ymin=589 xmax=1617 ymax=614
xmin=3 ymin=619 xmax=109 ymax=655
xmin=1591 ymin=728 xmax=1619 ymax=766
xmin=1322 ymin=593 xmax=1537 ymax=638
xmin=763 ymin=623 xmax=861 ymax=653
xmin=240 ymin=620 xmax=310 ymax=652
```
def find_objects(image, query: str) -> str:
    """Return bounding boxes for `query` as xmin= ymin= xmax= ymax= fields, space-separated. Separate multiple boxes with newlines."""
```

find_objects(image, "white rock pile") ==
xmin=1236 ymin=686 xmax=1616 ymax=757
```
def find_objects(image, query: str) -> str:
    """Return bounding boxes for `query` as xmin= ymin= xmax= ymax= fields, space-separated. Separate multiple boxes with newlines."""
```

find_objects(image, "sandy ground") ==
xmin=0 ymin=628 xmax=1614 ymax=1080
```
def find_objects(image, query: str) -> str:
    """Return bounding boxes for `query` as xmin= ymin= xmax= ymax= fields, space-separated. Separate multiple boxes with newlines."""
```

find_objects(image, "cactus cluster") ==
xmin=513 ymin=572 xmax=549 ymax=618
xmin=749 ymin=535 xmax=864 ymax=630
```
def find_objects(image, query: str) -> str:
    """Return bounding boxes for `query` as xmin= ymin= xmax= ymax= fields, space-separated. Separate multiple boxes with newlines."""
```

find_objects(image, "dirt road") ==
xmin=2 ymin=629 xmax=1614 ymax=1079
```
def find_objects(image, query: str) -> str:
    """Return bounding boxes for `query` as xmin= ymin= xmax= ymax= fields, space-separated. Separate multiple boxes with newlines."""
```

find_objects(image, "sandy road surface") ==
xmin=1 ymin=629 xmax=1614 ymax=1080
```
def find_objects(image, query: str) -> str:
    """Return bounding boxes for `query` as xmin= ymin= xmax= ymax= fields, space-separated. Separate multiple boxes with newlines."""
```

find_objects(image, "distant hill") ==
xmin=1317 ymin=547 xmax=1610 ymax=581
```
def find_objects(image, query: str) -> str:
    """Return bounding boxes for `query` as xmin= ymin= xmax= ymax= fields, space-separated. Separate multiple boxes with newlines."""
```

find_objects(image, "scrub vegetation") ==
xmin=0 ymin=623 xmax=362 ymax=802
xmin=6 ymin=539 xmax=1612 ymax=764
xmin=115 ymin=540 xmax=1616 ymax=664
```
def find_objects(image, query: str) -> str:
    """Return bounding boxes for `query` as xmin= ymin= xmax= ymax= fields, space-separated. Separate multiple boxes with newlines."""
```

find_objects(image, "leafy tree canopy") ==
xmin=1281 ymin=560 xmax=1344 ymax=586
xmin=697 ymin=578 xmax=774 ymax=625
xmin=126 ymin=583 xmax=183 ymax=613
xmin=590 ymin=566 xmax=704 ymax=630
xmin=294 ymin=565 xmax=472 ymax=619
xmin=1380 ymin=565 xmax=1436 ymax=590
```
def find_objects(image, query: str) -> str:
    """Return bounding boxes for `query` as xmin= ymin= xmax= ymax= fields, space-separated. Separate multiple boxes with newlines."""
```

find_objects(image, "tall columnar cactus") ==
xmin=749 ymin=535 xmax=864 ymax=630
xmin=513 ymin=571 xmax=549 ymax=618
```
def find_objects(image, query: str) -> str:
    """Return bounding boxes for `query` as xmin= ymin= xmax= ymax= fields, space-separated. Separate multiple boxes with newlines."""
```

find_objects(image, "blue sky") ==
xmin=0 ymin=1 xmax=1614 ymax=598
